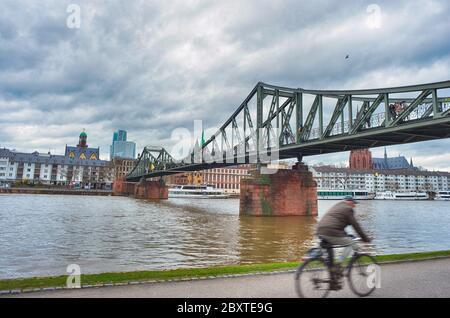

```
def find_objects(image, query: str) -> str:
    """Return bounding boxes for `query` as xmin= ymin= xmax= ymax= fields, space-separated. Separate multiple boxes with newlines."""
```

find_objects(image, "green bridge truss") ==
xmin=127 ymin=81 xmax=450 ymax=181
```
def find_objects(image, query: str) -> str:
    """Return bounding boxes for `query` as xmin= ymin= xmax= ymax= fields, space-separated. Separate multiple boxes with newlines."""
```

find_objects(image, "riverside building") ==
xmin=0 ymin=131 xmax=114 ymax=189
xmin=314 ymin=147 xmax=450 ymax=193
xmin=112 ymin=157 xmax=138 ymax=180
xmin=311 ymin=166 xmax=450 ymax=193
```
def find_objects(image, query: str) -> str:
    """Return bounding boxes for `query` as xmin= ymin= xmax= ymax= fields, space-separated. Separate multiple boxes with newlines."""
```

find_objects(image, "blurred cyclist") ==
xmin=317 ymin=196 xmax=372 ymax=265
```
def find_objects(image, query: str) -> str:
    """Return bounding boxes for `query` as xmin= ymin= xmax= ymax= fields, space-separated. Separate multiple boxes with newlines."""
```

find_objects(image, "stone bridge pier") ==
xmin=113 ymin=178 xmax=168 ymax=200
xmin=240 ymin=163 xmax=318 ymax=217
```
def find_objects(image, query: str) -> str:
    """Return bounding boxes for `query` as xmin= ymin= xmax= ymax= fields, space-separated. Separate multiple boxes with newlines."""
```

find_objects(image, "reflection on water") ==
xmin=237 ymin=216 xmax=316 ymax=264
xmin=0 ymin=194 xmax=449 ymax=279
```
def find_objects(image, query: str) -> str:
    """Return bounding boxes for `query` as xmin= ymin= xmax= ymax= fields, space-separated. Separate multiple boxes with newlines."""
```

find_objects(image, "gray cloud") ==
xmin=0 ymin=0 xmax=449 ymax=169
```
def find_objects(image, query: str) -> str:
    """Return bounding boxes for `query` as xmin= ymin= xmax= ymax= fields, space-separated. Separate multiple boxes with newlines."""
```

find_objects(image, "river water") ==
xmin=0 ymin=194 xmax=449 ymax=279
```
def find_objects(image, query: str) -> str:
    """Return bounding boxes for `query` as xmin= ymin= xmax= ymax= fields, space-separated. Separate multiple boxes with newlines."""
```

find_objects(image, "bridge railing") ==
xmin=308 ymin=101 xmax=450 ymax=140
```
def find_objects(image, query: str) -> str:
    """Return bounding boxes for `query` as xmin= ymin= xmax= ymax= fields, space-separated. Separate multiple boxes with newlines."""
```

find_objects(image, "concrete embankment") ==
xmin=0 ymin=188 xmax=112 ymax=196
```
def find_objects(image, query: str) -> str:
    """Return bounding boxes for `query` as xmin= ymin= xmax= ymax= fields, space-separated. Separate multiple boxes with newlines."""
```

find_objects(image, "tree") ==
xmin=336 ymin=175 xmax=350 ymax=190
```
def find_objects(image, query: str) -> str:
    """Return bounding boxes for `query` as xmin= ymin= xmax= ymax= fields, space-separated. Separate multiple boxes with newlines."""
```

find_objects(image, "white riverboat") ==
xmin=169 ymin=184 xmax=230 ymax=199
xmin=317 ymin=190 xmax=375 ymax=200
xmin=375 ymin=191 xmax=429 ymax=200
xmin=435 ymin=191 xmax=450 ymax=201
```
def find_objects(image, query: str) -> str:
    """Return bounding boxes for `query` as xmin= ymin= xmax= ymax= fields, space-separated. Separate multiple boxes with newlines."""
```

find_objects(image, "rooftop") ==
xmin=0 ymin=148 xmax=111 ymax=167
xmin=373 ymin=156 xmax=412 ymax=170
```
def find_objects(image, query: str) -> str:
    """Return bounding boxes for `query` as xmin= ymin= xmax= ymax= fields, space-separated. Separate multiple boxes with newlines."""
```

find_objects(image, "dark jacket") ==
xmin=317 ymin=201 xmax=370 ymax=242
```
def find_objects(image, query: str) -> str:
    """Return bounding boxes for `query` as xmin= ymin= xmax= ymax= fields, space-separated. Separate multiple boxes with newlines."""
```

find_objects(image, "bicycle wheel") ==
xmin=295 ymin=258 xmax=331 ymax=298
xmin=347 ymin=254 xmax=378 ymax=297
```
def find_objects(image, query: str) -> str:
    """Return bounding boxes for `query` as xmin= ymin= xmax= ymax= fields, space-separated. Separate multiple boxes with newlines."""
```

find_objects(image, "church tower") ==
xmin=77 ymin=130 xmax=88 ymax=148
xmin=65 ymin=129 xmax=99 ymax=160
xmin=349 ymin=149 xmax=373 ymax=170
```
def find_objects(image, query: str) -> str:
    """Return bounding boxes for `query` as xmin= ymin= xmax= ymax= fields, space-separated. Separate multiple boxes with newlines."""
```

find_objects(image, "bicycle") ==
xmin=295 ymin=236 xmax=378 ymax=298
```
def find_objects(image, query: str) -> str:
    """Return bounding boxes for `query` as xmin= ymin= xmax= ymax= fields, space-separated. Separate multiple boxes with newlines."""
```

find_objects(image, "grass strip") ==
xmin=1 ymin=250 xmax=449 ymax=292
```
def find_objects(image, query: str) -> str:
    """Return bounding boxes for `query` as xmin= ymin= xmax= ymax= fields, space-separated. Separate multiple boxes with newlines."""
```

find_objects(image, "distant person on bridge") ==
xmin=389 ymin=103 xmax=397 ymax=119
xmin=360 ymin=103 xmax=372 ymax=128
xmin=396 ymin=101 xmax=406 ymax=115
xmin=316 ymin=196 xmax=371 ymax=267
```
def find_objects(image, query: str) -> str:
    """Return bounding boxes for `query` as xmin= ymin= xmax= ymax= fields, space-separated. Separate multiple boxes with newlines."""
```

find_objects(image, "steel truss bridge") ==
xmin=127 ymin=81 xmax=450 ymax=181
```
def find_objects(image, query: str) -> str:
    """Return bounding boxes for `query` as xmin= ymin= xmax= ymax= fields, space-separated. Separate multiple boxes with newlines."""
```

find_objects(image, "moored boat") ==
xmin=375 ymin=191 xmax=429 ymax=200
xmin=435 ymin=191 xmax=450 ymax=201
xmin=317 ymin=189 xmax=375 ymax=200
xmin=169 ymin=184 xmax=230 ymax=199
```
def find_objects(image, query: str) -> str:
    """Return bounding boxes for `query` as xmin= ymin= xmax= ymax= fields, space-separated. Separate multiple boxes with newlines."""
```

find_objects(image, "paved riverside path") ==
xmin=5 ymin=258 xmax=450 ymax=298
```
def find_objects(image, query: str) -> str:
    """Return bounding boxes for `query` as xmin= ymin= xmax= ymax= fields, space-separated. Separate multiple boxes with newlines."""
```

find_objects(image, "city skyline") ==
xmin=1 ymin=136 xmax=447 ymax=173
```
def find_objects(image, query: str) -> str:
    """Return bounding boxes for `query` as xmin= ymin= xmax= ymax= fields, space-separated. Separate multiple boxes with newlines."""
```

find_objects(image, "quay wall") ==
xmin=0 ymin=188 xmax=112 ymax=196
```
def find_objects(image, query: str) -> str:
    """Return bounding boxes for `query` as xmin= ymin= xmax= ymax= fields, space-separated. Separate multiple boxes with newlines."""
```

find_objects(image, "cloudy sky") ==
xmin=1 ymin=0 xmax=449 ymax=170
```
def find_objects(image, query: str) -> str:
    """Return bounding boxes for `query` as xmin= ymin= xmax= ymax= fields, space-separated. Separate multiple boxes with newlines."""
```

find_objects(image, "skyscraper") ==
xmin=110 ymin=130 xmax=136 ymax=160
xmin=117 ymin=130 xmax=127 ymax=142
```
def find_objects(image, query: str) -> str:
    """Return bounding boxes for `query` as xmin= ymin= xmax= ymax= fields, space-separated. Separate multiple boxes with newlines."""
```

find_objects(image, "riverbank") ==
xmin=1 ymin=250 xmax=449 ymax=294
xmin=0 ymin=188 xmax=112 ymax=196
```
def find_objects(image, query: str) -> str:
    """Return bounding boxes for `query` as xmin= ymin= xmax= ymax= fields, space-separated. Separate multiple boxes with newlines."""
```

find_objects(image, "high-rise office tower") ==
xmin=110 ymin=130 xmax=136 ymax=160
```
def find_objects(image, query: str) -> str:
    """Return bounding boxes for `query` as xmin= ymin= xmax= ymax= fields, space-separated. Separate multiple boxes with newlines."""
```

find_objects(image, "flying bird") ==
xmin=345 ymin=54 xmax=350 ymax=59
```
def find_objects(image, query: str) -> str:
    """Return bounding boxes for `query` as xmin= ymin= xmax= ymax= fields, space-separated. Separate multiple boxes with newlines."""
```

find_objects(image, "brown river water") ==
xmin=0 ymin=194 xmax=449 ymax=279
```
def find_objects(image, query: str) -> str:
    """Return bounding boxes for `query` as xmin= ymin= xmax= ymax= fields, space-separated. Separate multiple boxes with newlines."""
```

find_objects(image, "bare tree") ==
xmin=336 ymin=175 xmax=350 ymax=190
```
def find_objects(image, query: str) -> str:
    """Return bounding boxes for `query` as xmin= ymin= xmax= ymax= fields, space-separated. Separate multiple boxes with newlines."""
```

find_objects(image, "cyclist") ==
xmin=317 ymin=196 xmax=372 ymax=286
